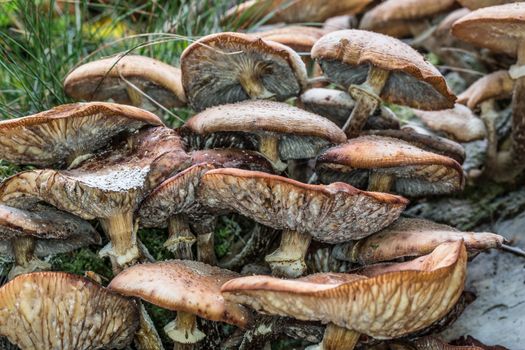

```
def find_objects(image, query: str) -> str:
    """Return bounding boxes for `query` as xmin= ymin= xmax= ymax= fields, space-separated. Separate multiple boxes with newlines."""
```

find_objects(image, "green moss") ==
xmin=49 ymin=247 xmax=113 ymax=280
xmin=138 ymin=227 xmax=173 ymax=261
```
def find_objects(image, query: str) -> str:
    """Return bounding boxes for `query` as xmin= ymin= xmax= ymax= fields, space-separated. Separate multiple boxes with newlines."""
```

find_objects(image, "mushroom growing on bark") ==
xmin=198 ymin=168 xmax=408 ymax=277
xmin=109 ymin=260 xmax=253 ymax=350
xmin=452 ymin=3 xmax=525 ymax=181
xmin=0 ymin=272 xmax=140 ymax=350
xmin=183 ymin=100 xmax=346 ymax=171
xmin=316 ymin=135 xmax=464 ymax=195
xmin=181 ymin=32 xmax=307 ymax=111
xmin=64 ymin=55 xmax=187 ymax=110
xmin=0 ymin=102 xmax=162 ymax=168
xmin=222 ymin=240 xmax=467 ymax=350
xmin=311 ymin=29 xmax=456 ymax=137
xmin=0 ymin=204 xmax=101 ymax=279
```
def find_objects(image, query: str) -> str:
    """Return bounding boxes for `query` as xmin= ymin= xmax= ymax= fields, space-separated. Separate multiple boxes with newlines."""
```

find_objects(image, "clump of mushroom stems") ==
xmin=164 ymin=311 xmax=205 ymax=350
xmin=9 ymin=236 xmax=51 ymax=280
xmin=265 ymin=229 xmax=312 ymax=278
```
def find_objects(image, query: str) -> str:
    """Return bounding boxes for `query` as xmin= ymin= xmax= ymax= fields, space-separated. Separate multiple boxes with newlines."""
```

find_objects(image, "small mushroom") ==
xmin=181 ymin=32 xmax=307 ymax=111
xmin=198 ymin=168 xmax=408 ymax=277
xmin=64 ymin=55 xmax=187 ymax=110
xmin=108 ymin=260 xmax=253 ymax=349
xmin=222 ymin=240 xmax=467 ymax=350
xmin=332 ymin=217 xmax=504 ymax=265
xmin=0 ymin=272 xmax=139 ymax=350
xmin=311 ymin=29 xmax=456 ymax=137
xmin=0 ymin=204 xmax=101 ymax=279
xmin=316 ymin=135 xmax=464 ymax=195
xmin=0 ymin=102 xmax=163 ymax=168
xmin=183 ymin=100 xmax=346 ymax=171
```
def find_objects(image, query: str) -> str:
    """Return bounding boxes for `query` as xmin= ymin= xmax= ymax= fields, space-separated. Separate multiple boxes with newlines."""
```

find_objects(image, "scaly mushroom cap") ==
xmin=316 ymin=135 xmax=464 ymax=196
xmin=456 ymin=70 xmax=514 ymax=109
xmin=452 ymin=3 xmax=525 ymax=57
xmin=190 ymin=149 xmax=273 ymax=172
xmin=0 ymin=204 xmax=101 ymax=258
xmin=249 ymin=26 xmax=327 ymax=53
xmin=184 ymin=100 xmax=346 ymax=160
xmin=413 ymin=104 xmax=486 ymax=142
xmin=0 ymin=102 xmax=162 ymax=167
xmin=339 ymin=217 xmax=504 ymax=265
xmin=0 ymin=272 xmax=139 ymax=350
xmin=181 ymin=32 xmax=307 ymax=111
xmin=198 ymin=168 xmax=408 ymax=243
xmin=222 ymin=241 xmax=467 ymax=339
xmin=411 ymin=336 xmax=485 ymax=349
xmin=109 ymin=260 xmax=252 ymax=328
xmin=64 ymin=55 xmax=187 ymax=108
xmin=0 ymin=127 xmax=190 ymax=220
xmin=457 ymin=0 xmax=519 ymax=10
xmin=311 ymin=29 xmax=456 ymax=110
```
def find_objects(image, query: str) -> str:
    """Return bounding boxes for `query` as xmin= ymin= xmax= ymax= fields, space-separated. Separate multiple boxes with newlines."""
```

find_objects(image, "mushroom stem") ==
xmin=66 ymin=152 xmax=94 ymax=170
xmin=239 ymin=72 xmax=274 ymax=99
xmin=134 ymin=303 xmax=165 ymax=350
xmin=265 ymin=229 xmax=312 ymax=278
xmin=367 ymin=172 xmax=395 ymax=192
xmin=193 ymin=217 xmax=218 ymax=265
xmin=510 ymin=41 xmax=525 ymax=167
xmin=164 ymin=312 xmax=205 ymax=349
xmin=165 ymin=215 xmax=196 ymax=260
xmin=259 ymin=134 xmax=288 ymax=172
xmin=344 ymin=66 xmax=390 ymax=138
xmin=480 ymin=100 xmax=499 ymax=167
xmin=9 ymin=237 xmax=51 ymax=280
xmin=319 ymin=324 xmax=359 ymax=350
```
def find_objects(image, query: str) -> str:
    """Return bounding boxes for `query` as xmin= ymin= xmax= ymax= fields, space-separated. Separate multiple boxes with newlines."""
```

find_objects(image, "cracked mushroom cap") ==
xmin=108 ymin=260 xmax=252 ymax=328
xmin=413 ymin=104 xmax=486 ymax=142
xmin=0 ymin=272 xmax=139 ymax=350
xmin=334 ymin=217 xmax=504 ymax=265
xmin=64 ymin=55 xmax=186 ymax=109
xmin=457 ymin=0 xmax=519 ymax=10
xmin=180 ymin=32 xmax=307 ymax=111
xmin=198 ymin=168 xmax=408 ymax=243
xmin=311 ymin=30 xmax=456 ymax=110
xmin=0 ymin=204 xmax=101 ymax=258
xmin=316 ymin=135 xmax=464 ymax=196
xmin=222 ymin=240 xmax=467 ymax=339
xmin=249 ymin=26 xmax=327 ymax=53
xmin=184 ymin=100 xmax=346 ymax=160
xmin=452 ymin=3 xmax=525 ymax=57
xmin=0 ymin=102 xmax=163 ymax=168
xmin=456 ymin=70 xmax=514 ymax=109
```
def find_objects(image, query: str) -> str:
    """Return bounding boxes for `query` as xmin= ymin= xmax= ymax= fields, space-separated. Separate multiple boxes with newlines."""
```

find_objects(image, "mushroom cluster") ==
xmin=1 ymin=1 xmax=523 ymax=349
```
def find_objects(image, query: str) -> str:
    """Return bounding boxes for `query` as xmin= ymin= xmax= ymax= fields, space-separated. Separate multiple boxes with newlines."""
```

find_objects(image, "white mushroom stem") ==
xmin=318 ymin=324 xmax=360 ymax=350
xmin=8 ymin=237 xmax=51 ymax=280
xmin=367 ymin=172 xmax=395 ymax=193
xmin=344 ymin=66 xmax=390 ymax=138
xmin=165 ymin=215 xmax=196 ymax=260
xmin=164 ymin=312 xmax=205 ymax=350
xmin=259 ymin=134 xmax=288 ymax=172
xmin=265 ymin=229 xmax=312 ymax=278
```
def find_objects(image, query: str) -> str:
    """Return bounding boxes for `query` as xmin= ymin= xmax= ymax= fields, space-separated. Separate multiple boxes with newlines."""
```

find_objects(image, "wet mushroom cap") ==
xmin=0 ymin=102 xmax=163 ymax=167
xmin=0 ymin=272 xmax=139 ymax=350
xmin=413 ymin=104 xmax=486 ymax=142
xmin=198 ymin=168 xmax=408 ymax=243
xmin=311 ymin=29 xmax=456 ymax=110
xmin=249 ymin=26 xmax=327 ymax=53
xmin=181 ymin=32 xmax=307 ymax=111
xmin=64 ymin=55 xmax=187 ymax=108
xmin=452 ymin=3 xmax=525 ymax=57
xmin=457 ymin=0 xmax=520 ymax=10
xmin=222 ymin=241 xmax=467 ymax=339
xmin=316 ymin=135 xmax=464 ymax=196
xmin=456 ymin=70 xmax=514 ymax=109
xmin=108 ymin=260 xmax=252 ymax=328
xmin=184 ymin=100 xmax=346 ymax=160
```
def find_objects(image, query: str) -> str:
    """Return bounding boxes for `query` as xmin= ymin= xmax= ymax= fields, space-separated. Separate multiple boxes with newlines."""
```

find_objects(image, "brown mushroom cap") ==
xmin=64 ymin=55 xmax=187 ymax=108
xmin=316 ymin=135 xmax=464 ymax=196
xmin=249 ymin=26 xmax=327 ymax=53
xmin=190 ymin=148 xmax=273 ymax=172
xmin=457 ymin=0 xmax=519 ymax=10
xmin=198 ymin=168 xmax=408 ymax=243
xmin=452 ymin=3 xmax=525 ymax=57
xmin=108 ymin=260 xmax=252 ymax=328
xmin=0 ymin=272 xmax=139 ymax=350
xmin=0 ymin=102 xmax=163 ymax=167
xmin=222 ymin=241 xmax=467 ymax=339
xmin=413 ymin=104 xmax=486 ymax=142
xmin=181 ymin=32 xmax=307 ymax=111
xmin=311 ymin=29 xmax=456 ymax=110
xmin=456 ymin=70 xmax=514 ymax=109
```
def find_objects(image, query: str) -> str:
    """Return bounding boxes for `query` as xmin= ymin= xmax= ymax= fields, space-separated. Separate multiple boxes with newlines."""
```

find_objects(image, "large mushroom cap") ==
xmin=0 ymin=102 xmax=163 ymax=167
xmin=109 ymin=260 xmax=252 ymax=328
xmin=452 ymin=3 xmax=525 ymax=57
xmin=0 ymin=272 xmax=139 ymax=350
xmin=222 ymin=241 xmax=467 ymax=339
xmin=249 ymin=26 xmax=327 ymax=53
xmin=64 ymin=55 xmax=186 ymax=109
xmin=456 ymin=70 xmax=514 ymax=109
xmin=181 ymin=32 xmax=307 ymax=111
xmin=311 ymin=29 xmax=456 ymax=110
xmin=457 ymin=0 xmax=520 ymax=10
xmin=317 ymin=135 xmax=464 ymax=196
xmin=198 ymin=168 xmax=408 ymax=242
